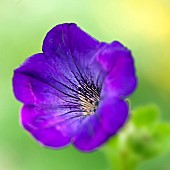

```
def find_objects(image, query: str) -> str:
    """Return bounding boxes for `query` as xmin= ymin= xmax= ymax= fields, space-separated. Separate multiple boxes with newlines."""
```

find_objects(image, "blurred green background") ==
xmin=0 ymin=0 xmax=170 ymax=169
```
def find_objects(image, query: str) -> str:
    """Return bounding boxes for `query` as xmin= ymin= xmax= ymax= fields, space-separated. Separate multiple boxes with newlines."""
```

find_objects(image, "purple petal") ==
xmin=13 ymin=53 xmax=81 ymax=105
xmin=42 ymin=23 xmax=105 ymax=87
xmin=13 ymin=53 xmax=67 ymax=105
xmin=42 ymin=23 xmax=99 ymax=60
xmin=73 ymin=114 xmax=110 ymax=152
xmin=13 ymin=53 xmax=87 ymax=138
xmin=97 ymin=41 xmax=137 ymax=98
xmin=99 ymin=97 xmax=129 ymax=135
xmin=73 ymin=97 xmax=128 ymax=152
xmin=21 ymin=105 xmax=71 ymax=148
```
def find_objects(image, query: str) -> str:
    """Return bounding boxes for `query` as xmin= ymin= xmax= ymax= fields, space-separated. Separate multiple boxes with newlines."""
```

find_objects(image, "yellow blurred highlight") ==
xmin=123 ymin=0 xmax=170 ymax=40
xmin=91 ymin=0 xmax=170 ymax=94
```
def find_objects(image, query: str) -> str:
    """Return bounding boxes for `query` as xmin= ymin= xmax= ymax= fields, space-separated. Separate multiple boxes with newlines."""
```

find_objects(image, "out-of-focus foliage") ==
xmin=0 ymin=0 xmax=170 ymax=169
xmin=102 ymin=105 xmax=170 ymax=170
xmin=132 ymin=105 xmax=159 ymax=127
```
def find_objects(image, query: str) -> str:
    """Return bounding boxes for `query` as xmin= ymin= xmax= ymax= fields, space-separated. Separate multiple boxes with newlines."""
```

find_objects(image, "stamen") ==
xmin=78 ymin=82 xmax=100 ymax=116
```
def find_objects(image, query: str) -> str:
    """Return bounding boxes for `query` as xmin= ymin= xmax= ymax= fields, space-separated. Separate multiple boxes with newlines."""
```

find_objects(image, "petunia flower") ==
xmin=12 ymin=23 xmax=137 ymax=152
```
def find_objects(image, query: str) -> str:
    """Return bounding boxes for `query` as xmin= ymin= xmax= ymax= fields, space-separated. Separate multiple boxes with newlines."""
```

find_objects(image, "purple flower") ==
xmin=13 ymin=23 xmax=137 ymax=152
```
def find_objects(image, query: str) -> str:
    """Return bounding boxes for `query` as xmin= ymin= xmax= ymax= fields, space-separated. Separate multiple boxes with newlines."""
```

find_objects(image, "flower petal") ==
xmin=42 ymin=23 xmax=105 ymax=87
xmin=73 ymin=114 xmax=110 ymax=152
xmin=73 ymin=96 xmax=128 ymax=152
xmin=13 ymin=53 xmax=82 ymax=105
xmin=21 ymin=105 xmax=71 ymax=148
xmin=13 ymin=53 xmax=67 ymax=105
xmin=99 ymin=97 xmax=129 ymax=135
xmin=13 ymin=53 xmax=87 ymax=138
xmin=97 ymin=41 xmax=137 ymax=98
xmin=42 ymin=23 xmax=99 ymax=61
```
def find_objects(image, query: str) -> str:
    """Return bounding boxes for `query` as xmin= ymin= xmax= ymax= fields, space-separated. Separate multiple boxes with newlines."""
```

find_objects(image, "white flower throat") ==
xmin=78 ymin=83 xmax=100 ymax=116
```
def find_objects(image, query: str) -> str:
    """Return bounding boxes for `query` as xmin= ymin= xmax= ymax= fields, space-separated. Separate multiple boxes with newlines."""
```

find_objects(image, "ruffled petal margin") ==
xmin=21 ymin=105 xmax=71 ymax=148
xmin=97 ymin=41 xmax=137 ymax=98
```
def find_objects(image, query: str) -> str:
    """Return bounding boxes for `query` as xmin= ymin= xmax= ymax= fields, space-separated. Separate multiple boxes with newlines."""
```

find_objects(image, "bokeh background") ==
xmin=0 ymin=0 xmax=170 ymax=169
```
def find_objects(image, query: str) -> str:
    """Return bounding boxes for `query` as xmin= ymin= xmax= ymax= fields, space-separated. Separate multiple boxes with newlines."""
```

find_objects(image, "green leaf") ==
xmin=154 ymin=123 xmax=170 ymax=137
xmin=153 ymin=123 xmax=170 ymax=152
xmin=126 ymin=128 xmax=160 ymax=159
xmin=132 ymin=105 xmax=160 ymax=127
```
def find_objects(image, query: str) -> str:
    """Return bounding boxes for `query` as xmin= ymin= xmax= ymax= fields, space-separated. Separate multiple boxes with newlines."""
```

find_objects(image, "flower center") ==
xmin=78 ymin=84 xmax=100 ymax=116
